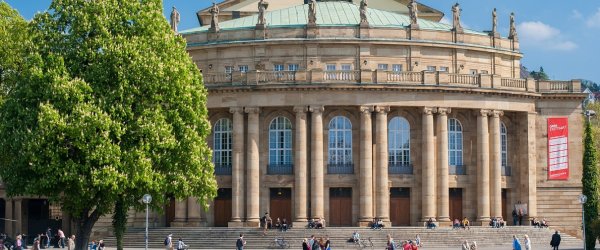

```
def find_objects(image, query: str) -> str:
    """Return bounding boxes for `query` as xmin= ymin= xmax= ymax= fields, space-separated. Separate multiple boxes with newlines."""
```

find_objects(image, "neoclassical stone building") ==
xmin=0 ymin=0 xmax=586 ymax=237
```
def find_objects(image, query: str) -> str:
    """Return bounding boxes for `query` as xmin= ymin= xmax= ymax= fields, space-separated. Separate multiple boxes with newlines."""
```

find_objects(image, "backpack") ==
xmin=164 ymin=237 xmax=169 ymax=246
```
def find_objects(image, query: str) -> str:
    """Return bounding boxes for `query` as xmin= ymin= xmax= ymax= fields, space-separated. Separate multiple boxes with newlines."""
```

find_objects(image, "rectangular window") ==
xmin=481 ymin=70 xmax=489 ymax=74
xmin=274 ymin=64 xmax=284 ymax=71
xmin=427 ymin=66 xmax=437 ymax=72
xmin=225 ymin=66 xmax=234 ymax=74
xmin=392 ymin=64 xmax=403 ymax=72
xmin=469 ymin=69 xmax=478 ymax=75
xmin=378 ymin=64 xmax=389 ymax=70
xmin=326 ymin=64 xmax=336 ymax=71
xmin=439 ymin=66 xmax=449 ymax=72
xmin=238 ymin=65 xmax=249 ymax=73
xmin=341 ymin=64 xmax=352 ymax=70
xmin=232 ymin=11 xmax=241 ymax=19
xmin=288 ymin=64 xmax=299 ymax=71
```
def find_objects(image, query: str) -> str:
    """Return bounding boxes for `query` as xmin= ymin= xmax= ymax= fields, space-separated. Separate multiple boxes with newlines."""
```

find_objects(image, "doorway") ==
xmin=270 ymin=188 xmax=292 ymax=222
xmin=502 ymin=189 xmax=508 ymax=222
xmin=165 ymin=196 xmax=176 ymax=227
xmin=329 ymin=188 xmax=352 ymax=226
xmin=214 ymin=188 xmax=232 ymax=227
xmin=449 ymin=188 xmax=463 ymax=220
xmin=390 ymin=187 xmax=411 ymax=226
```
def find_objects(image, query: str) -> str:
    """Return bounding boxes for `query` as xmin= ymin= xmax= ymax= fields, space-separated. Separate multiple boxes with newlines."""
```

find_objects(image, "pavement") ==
xmin=115 ymin=244 xmax=588 ymax=250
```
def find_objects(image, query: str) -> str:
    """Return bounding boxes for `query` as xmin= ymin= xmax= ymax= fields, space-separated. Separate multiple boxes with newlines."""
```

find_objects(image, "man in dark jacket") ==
xmin=550 ymin=231 xmax=561 ymax=250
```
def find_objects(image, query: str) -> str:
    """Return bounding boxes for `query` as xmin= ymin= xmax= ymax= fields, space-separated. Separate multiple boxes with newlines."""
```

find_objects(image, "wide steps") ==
xmin=102 ymin=227 xmax=581 ymax=249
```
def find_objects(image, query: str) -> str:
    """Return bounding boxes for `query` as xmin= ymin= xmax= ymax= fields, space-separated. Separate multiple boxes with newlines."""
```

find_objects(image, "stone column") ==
xmin=309 ymin=105 xmax=325 ymax=219
xmin=171 ymin=200 xmax=188 ymax=226
xmin=5 ymin=199 xmax=13 ymax=236
xmin=489 ymin=110 xmax=503 ymax=218
xmin=523 ymin=112 xmax=537 ymax=219
xmin=436 ymin=107 xmax=451 ymax=223
xmin=187 ymin=197 xmax=203 ymax=226
xmin=293 ymin=106 xmax=308 ymax=226
xmin=359 ymin=106 xmax=374 ymax=226
xmin=229 ymin=107 xmax=245 ymax=226
xmin=13 ymin=199 xmax=23 ymax=234
xmin=375 ymin=106 xmax=390 ymax=223
xmin=476 ymin=109 xmax=491 ymax=223
xmin=421 ymin=107 xmax=436 ymax=221
xmin=245 ymin=107 xmax=261 ymax=226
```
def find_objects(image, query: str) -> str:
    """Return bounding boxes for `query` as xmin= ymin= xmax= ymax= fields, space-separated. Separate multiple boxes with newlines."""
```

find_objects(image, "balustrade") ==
xmin=323 ymin=70 xmax=360 ymax=82
xmin=501 ymin=78 xmax=527 ymax=89
xmin=448 ymin=74 xmax=479 ymax=86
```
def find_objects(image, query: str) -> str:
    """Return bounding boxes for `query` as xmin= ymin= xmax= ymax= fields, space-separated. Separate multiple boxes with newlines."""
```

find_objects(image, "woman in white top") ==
xmin=524 ymin=234 xmax=531 ymax=250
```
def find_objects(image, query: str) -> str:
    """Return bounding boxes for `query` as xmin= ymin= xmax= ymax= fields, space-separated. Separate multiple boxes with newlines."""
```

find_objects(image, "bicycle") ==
xmin=269 ymin=237 xmax=290 ymax=249
xmin=353 ymin=237 xmax=374 ymax=249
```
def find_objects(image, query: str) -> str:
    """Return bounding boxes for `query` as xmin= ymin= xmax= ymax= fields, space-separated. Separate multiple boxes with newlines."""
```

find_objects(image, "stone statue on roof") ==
xmin=209 ymin=2 xmax=220 ymax=33
xmin=257 ymin=0 xmax=269 ymax=26
xmin=492 ymin=8 xmax=497 ymax=34
xmin=308 ymin=0 xmax=317 ymax=25
xmin=170 ymin=6 xmax=180 ymax=33
xmin=408 ymin=0 xmax=418 ymax=26
xmin=509 ymin=12 xmax=518 ymax=40
xmin=452 ymin=3 xmax=462 ymax=31
xmin=359 ymin=0 xmax=368 ymax=24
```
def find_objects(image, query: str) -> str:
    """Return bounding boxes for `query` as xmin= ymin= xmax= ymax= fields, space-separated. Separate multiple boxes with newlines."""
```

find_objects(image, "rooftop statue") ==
xmin=209 ymin=2 xmax=220 ymax=33
xmin=408 ymin=0 xmax=418 ymax=26
xmin=308 ymin=0 xmax=317 ymax=25
xmin=170 ymin=6 xmax=180 ymax=33
xmin=359 ymin=0 xmax=368 ymax=24
xmin=257 ymin=0 xmax=269 ymax=26
xmin=452 ymin=3 xmax=462 ymax=31
xmin=509 ymin=12 xmax=518 ymax=40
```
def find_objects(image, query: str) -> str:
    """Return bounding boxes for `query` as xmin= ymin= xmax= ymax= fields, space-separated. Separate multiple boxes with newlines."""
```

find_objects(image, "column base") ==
xmin=473 ymin=217 xmax=491 ymax=226
xmin=245 ymin=220 xmax=260 ymax=227
xmin=292 ymin=219 xmax=308 ymax=229
xmin=170 ymin=220 xmax=187 ymax=227
xmin=228 ymin=221 xmax=245 ymax=228
xmin=185 ymin=220 xmax=206 ymax=227
xmin=358 ymin=221 xmax=372 ymax=227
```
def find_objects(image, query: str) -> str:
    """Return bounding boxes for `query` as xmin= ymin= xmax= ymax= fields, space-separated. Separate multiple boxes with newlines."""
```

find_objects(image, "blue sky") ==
xmin=4 ymin=0 xmax=600 ymax=83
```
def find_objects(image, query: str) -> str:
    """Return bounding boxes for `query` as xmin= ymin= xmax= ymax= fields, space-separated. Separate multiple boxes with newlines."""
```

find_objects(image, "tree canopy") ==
xmin=0 ymin=0 xmax=217 ymax=248
xmin=0 ymin=2 xmax=32 ymax=101
xmin=529 ymin=66 xmax=550 ymax=81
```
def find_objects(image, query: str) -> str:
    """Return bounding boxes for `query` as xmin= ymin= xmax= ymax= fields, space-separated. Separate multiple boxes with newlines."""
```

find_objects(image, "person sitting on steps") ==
xmin=426 ymin=217 xmax=437 ymax=229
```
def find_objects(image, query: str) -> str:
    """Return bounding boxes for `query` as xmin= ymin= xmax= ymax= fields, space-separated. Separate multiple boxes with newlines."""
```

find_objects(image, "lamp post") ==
xmin=579 ymin=194 xmax=587 ymax=250
xmin=585 ymin=110 xmax=596 ymax=123
xmin=142 ymin=194 xmax=152 ymax=250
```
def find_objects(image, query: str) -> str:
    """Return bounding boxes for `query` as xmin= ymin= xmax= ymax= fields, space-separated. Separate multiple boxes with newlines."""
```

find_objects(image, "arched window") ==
xmin=501 ymin=122 xmax=508 ymax=167
xmin=388 ymin=117 xmax=411 ymax=166
xmin=213 ymin=118 xmax=232 ymax=169
xmin=269 ymin=116 xmax=293 ymax=166
xmin=328 ymin=116 xmax=353 ymax=166
xmin=448 ymin=118 xmax=463 ymax=166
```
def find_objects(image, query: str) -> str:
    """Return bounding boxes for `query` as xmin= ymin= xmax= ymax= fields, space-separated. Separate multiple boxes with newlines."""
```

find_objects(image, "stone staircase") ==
xmin=102 ymin=226 xmax=581 ymax=249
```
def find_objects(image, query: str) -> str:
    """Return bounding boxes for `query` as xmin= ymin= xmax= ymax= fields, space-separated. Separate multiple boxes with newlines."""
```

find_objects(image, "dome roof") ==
xmin=180 ymin=1 xmax=486 ymax=35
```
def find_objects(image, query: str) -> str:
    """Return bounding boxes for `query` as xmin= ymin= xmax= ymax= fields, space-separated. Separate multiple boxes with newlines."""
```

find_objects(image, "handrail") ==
xmin=258 ymin=71 xmax=296 ymax=83
xmin=448 ymin=74 xmax=479 ymax=86
xmin=501 ymin=78 xmax=527 ymax=89
xmin=387 ymin=71 xmax=423 ymax=83
xmin=323 ymin=70 xmax=360 ymax=82
xmin=203 ymin=73 xmax=233 ymax=85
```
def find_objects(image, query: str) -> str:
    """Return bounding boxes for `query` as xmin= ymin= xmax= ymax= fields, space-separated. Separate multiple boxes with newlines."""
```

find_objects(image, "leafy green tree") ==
xmin=0 ymin=1 xmax=217 ymax=249
xmin=582 ymin=117 xmax=600 ymax=250
xmin=529 ymin=66 xmax=550 ymax=81
xmin=0 ymin=2 xmax=32 ymax=101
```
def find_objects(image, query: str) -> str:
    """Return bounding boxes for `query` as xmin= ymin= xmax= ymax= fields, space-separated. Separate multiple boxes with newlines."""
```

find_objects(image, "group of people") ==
xmin=489 ymin=217 xmax=507 ymax=228
xmin=302 ymin=235 xmax=330 ymax=250
xmin=164 ymin=234 xmax=189 ymax=250
xmin=452 ymin=217 xmax=471 ymax=230
xmin=260 ymin=212 xmax=292 ymax=234
xmin=370 ymin=218 xmax=384 ymax=230
xmin=530 ymin=217 xmax=549 ymax=228
xmin=510 ymin=234 xmax=531 ymax=250
xmin=307 ymin=218 xmax=326 ymax=229
xmin=0 ymin=228 xmax=85 ymax=250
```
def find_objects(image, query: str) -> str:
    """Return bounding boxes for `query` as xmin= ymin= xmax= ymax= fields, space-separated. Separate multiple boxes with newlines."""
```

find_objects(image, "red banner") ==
xmin=547 ymin=117 xmax=569 ymax=180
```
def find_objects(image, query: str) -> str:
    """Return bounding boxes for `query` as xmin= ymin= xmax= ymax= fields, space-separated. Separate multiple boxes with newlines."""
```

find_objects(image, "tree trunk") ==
xmin=74 ymin=209 xmax=101 ymax=250
xmin=112 ymin=197 xmax=128 ymax=250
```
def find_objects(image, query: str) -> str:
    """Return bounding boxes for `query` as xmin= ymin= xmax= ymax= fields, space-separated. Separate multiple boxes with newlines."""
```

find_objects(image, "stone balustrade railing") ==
xmin=202 ymin=70 xmax=582 ymax=94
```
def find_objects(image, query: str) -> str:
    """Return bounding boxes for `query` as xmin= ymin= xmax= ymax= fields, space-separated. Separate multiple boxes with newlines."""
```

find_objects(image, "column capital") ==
xmin=422 ymin=107 xmax=435 ymax=115
xmin=359 ymin=106 xmax=374 ymax=114
xmin=375 ymin=106 xmax=390 ymax=114
xmin=436 ymin=107 xmax=452 ymax=116
xmin=490 ymin=110 xmax=504 ymax=117
xmin=309 ymin=105 xmax=324 ymax=114
xmin=293 ymin=106 xmax=308 ymax=113
xmin=244 ymin=107 xmax=261 ymax=114
xmin=477 ymin=109 xmax=491 ymax=117
xmin=229 ymin=107 xmax=244 ymax=114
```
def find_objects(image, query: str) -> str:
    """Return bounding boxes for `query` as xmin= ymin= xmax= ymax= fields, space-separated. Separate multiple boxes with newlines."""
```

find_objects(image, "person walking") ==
xmin=46 ymin=228 xmax=52 ymax=249
xmin=550 ymin=231 xmax=561 ymax=250
xmin=512 ymin=235 xmax=521 ymax=250
xmin=523 ymin=235 xmax=531 ymax=250
xmin=164 ymin=234 xmax=173 ymax=250
xmin=461 ymin=240 xmax=470 ymax=250
xmin=58 ymin=229 xmax=66 ymax=248
xmin=302 ymin=238 xmax=309 ymax=250
xmin=67 ymin=235 xmax=75 ymax=250
xmin=15 ymin=235 xmax=23 ymax=250
xmin=236 ymin=233 xmax=246 ymax=250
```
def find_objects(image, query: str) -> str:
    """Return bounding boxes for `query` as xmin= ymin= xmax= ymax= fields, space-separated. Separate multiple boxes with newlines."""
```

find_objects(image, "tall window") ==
xmin=389 ymin=117 xmax=411 ymax=166
xmin=392 ymin=64 xmax=403 ymax=72
xmin=448 ymin=118 xmax=463 ymax=166
xmin=378 ymin=64 xmax=389 ymax=70
xmin=328 ymin=116 xmax=352 ymax=165
xmin=269 ymin=116 xmax=293 ymax=165
xmin=501 ymin=122 xmax=508 ymax=167
xmin=288 ymin=64 xmax=299 ymax=71
xmin=238 ymin=65 xmax=249 ymax=73
xmin=213 ymin=118 xmax=232 ymax=167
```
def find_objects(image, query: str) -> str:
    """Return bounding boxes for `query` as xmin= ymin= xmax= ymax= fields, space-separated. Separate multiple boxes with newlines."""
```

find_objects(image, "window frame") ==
xmin=213 ymin=118 xmax=233 ymax=168
xmin=268 ymin=116 xmax=293 ymax=166
xmin=388 ymin=117 xmax=411 ymax=167
xmin=328 ymin=116 xmax=353 ymax=165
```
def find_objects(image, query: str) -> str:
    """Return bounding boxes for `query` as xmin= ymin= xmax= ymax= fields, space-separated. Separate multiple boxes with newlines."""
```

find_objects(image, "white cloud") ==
xmin=439 ymin=16 xmax=470 ymax=29
xmin=586 ymin=8 xmax=600 ymax=28
xmin=517 ymin=21 xmax=577 ymax=51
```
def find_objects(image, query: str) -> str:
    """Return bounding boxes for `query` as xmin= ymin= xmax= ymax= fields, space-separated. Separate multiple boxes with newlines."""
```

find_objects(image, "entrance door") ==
xmin=502 ymin=189 xmax=508 ymax=222
xmin=165 ymin=197 xmax=176 ymax=227
xmin=329 ymin=188 xmax=352 ymax=226
xmin=449 ymin=188 xmax=463 ymax=220
xmin=390 ymin=188 xmax=411 ymax=226
xmin=27 ymin=199 xmax=52 ymax=243
xmin=214 ymin=188 xmax=232 ymax=227
xmin=270 ymin=188 xmax=292 ymax=222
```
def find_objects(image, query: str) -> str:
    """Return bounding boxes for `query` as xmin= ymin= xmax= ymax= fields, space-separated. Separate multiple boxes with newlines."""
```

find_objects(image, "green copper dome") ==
xmin=180 ymin=1 xmax=486 ymax=35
